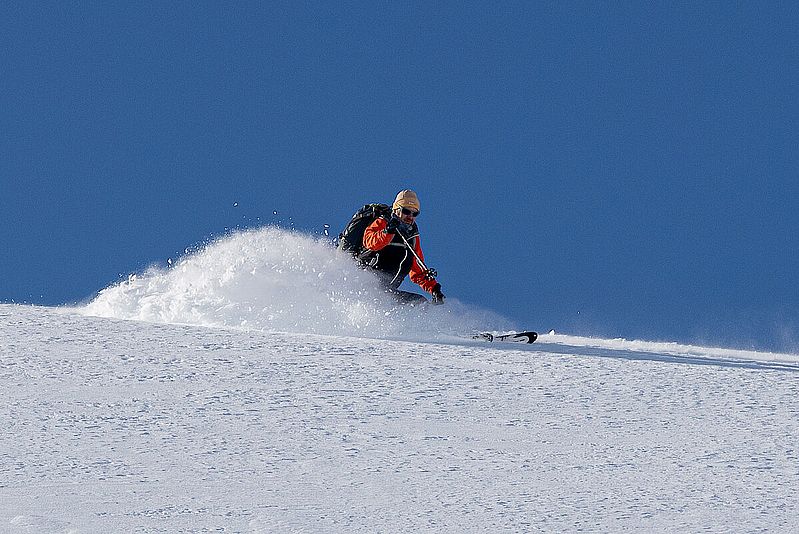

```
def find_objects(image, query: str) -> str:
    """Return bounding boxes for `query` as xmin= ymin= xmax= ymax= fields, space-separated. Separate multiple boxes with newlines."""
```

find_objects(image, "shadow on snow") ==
xmin=497 ymin=341 xmax=799 ymax=374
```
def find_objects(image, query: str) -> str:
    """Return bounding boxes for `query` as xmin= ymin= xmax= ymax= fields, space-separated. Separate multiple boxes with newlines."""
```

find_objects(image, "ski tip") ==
xmin=515 ymin=331 xmax=538 ymax=343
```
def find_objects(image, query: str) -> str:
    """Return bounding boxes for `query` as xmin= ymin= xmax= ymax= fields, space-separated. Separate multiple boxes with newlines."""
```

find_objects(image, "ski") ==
xmin=473 ymin=331 xmax=538 ymax=344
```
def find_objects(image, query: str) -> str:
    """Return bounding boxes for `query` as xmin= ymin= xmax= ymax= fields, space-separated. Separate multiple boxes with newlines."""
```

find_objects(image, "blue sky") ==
xmin=2 ymin=2 xmax=797 ymax=351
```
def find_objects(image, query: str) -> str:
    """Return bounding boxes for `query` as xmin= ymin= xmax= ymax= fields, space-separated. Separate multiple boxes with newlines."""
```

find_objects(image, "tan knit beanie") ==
xmin=392 ymin=189 xmax=420 ymax=212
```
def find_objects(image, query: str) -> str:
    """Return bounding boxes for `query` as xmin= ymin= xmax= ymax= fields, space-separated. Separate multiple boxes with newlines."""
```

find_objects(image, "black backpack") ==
xmin=337 ymin=203 xmax=391 ymax=255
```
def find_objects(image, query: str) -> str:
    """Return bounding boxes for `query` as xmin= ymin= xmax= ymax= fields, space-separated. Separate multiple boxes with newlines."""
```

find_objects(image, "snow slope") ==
xmin=2 ymin=228 xmax=798 ymax=532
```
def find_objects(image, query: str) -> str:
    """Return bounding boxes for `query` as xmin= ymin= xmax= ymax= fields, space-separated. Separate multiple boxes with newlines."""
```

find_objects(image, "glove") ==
xmin=384 ymin=216 xmax=401 ymax=235
xmin=431 ymin=283 xmax=445 ymax=305
xmin=384 ymin=217 xmax=411 ymax=238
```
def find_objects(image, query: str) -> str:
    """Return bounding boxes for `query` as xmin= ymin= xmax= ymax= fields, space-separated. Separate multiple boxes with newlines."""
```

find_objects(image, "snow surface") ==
xmin=2 ymin=228 xmax=799 ymax=532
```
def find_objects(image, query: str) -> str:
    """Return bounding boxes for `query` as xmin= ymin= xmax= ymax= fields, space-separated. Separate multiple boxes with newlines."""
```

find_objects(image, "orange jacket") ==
xmin=363 ymin=217 xmax=439 ymax=293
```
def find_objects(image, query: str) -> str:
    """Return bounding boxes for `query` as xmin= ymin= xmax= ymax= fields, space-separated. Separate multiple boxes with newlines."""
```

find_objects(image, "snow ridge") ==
xmin=81 ymin=226 xmax=799 ymax=365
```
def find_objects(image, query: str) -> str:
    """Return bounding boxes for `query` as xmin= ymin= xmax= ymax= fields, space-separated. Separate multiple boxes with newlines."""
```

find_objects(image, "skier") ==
xmin=338 ymin=190 xmax=445 ymax=305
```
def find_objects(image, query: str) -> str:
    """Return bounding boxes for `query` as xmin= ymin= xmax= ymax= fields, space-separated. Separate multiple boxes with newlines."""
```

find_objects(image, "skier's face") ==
xmin=395 ymin=206 xmax=418 ymax=225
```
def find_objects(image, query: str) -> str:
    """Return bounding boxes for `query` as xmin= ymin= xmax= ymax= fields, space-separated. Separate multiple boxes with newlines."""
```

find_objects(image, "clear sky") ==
xmin=2 ymin=2 xmax=797 ymax=351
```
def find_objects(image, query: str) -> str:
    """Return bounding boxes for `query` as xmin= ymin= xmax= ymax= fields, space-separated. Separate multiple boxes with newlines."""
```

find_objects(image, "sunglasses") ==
xmin=400 ymin=207 xmax=420 ymax=217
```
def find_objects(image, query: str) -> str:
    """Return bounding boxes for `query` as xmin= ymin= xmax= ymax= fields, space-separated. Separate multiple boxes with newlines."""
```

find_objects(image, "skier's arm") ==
xmin=362 ymin=218 xmax=393 ymax=251
xmin=409 ymin=237 xmax=439 ymax=293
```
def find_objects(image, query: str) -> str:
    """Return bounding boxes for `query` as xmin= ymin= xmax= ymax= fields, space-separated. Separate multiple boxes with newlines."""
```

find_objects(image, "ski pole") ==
xmin=397 ymin=232 xmax=437 ymax=280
